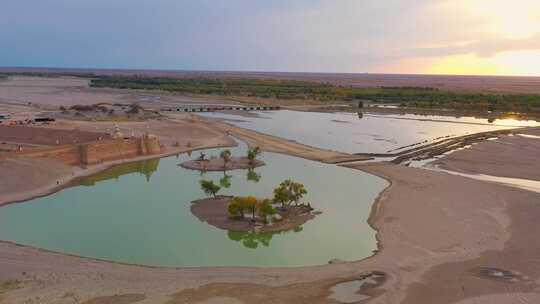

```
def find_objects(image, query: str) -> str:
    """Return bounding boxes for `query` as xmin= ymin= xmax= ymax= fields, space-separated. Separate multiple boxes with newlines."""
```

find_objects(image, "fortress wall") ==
xmin=81 ymin=139 xmax=142 ymax=165
xmin=1 ymin=136 xmax=162 ymax=166
xmin=2 ymin=145 xmax=82 ymax=165
xmin=0 ymin=125 xmax=110 ymax=146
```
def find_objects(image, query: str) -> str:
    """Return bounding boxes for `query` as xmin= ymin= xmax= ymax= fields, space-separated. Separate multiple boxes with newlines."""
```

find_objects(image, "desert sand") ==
xmin=434 ymin=128 xmax=540 ymax=180
xmin=0 ymin=76 xmax=235 ymax=107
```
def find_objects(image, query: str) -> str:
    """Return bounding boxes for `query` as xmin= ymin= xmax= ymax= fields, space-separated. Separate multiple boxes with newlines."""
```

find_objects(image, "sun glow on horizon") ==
xmin=463 ymin=0 xmax=540 ymax=39
xmin=383 ymin=0 xmax=540 ymax=76
xmin=426 ymin=55 xmax=503 ymax=76
xmin=425 ymin=50 xmax=540 ymax=76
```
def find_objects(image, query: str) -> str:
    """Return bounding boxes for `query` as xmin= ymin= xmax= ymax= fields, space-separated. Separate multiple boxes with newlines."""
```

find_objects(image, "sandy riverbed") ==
xmin=434 ymin=128 xmax=540 ymax=180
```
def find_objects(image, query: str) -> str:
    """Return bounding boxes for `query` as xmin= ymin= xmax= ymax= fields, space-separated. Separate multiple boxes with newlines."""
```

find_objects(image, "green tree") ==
xmin=273 ymin=184 xmax=289 ymax=209
xmin=228 ymin=196 xmax=259 ymax=221
xmin=228 ymin=197 xmax=246 ymax=219
xmin=199 ymin=179 xmax=221 ymax=198
xmin=247 ymin=147 xmax=261 ymax=165
xmin=258 ymin=199 xmax=276 ymax=221
xmin=272 ymin=179 xmax=308 ymax=208
xmin=290 ymin=182 xmax=307 ymax=206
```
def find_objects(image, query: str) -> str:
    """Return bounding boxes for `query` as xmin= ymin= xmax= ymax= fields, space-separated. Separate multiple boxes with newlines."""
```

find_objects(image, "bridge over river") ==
xmin=161 ymin=105 xmax=281 ymax=113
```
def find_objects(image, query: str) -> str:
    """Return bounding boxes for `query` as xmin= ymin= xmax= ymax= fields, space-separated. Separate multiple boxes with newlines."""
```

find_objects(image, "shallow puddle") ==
xmin=328 ymin=280 xmax=371 ymax=303
xmin=517 ymin=133 xmax=540 ymax=139
xmin=327 ymin=272 xmax=386 ymax=303
xmin=428 ymin=166 xmax=540 ymax=193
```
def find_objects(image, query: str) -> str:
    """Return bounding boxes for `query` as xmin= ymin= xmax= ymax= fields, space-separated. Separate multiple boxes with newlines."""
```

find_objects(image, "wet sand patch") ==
xmin=470 ymin=267 xmax=530 ymax=283
xmin=331 ymin=119 xmax=350 ymax=124
xmin=167 ymin=272 xmax=386 ymax=304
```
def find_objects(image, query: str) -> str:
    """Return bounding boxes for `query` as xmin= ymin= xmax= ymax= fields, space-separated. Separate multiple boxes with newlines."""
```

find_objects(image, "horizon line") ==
xmin=1 ymin=65 xmax=539 ymax=79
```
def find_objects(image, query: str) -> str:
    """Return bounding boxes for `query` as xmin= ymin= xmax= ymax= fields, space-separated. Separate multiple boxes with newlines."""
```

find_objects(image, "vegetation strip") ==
xmin=89 ymin=75 xmax=540 ymax=113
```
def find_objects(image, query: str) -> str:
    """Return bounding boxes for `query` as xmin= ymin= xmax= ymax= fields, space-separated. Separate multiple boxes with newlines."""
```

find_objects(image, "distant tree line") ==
xmin=4 ymin=71 xmax=538 ymax=113
xmin=88 ymin=75 xmax=540 ymax=113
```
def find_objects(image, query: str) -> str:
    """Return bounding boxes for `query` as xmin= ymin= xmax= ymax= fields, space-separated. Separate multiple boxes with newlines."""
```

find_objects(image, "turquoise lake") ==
xmin=0 ymin=143 xmax=388 ymax=267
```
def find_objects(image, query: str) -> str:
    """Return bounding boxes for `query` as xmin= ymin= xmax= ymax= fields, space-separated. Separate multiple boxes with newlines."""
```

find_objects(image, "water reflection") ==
xmin=227 ymin=231 xmax=274 ymax=249
xmin=79 ymin=158 xmax=160 ymax=186
xmin=219 ymin=172 xmax=232 ymax=188
xmin=246 ymin=168 xmax=262 ymax=183
xmin=227 ymin=226 xmax=303 ymax=249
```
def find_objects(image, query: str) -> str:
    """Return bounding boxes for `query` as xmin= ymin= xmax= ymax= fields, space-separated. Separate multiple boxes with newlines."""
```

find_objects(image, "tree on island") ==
xmin=219 ymin=149 xmax=232 ymax=169
xmin=272 ymin=184 xmax=290 ymax=209
xmin=289 ymin=181 xmax=307 ymax=206
xmin=200 ymin=179 xmax=221 ymax=198
xmin=258 ymin=199 xmax=276 ymax=221
xmin=228 ymin=196 xmax=276 ymax=223
xmin=273 ymin=179 xmax=308 ymax=209
xmin=244 ymin=196 xmax=259 ymax=222
xmin=247 ymin=146 xmax=261 ymax=165
xmin=228 ymin=197 xmax=247 ymax=219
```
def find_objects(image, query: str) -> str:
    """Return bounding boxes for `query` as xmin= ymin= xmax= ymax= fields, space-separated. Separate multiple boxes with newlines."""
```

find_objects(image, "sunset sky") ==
xmin=1 ymin=0 xmax=539 ymax=76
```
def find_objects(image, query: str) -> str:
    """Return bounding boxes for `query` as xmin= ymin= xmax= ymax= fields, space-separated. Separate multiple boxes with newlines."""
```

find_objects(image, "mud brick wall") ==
xmin=81 ymin=139 xmax=142 ymax=165
xmin=2 ymin=136 xmax=161 ymax=166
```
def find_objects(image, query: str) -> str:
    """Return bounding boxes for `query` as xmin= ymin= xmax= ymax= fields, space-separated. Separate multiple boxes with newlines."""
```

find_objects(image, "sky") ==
xmin=1 ymin=0 xmax=539 ymax=76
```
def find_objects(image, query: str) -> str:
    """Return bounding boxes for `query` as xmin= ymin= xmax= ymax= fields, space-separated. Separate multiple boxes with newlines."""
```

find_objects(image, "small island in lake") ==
xmin=192 ymin=179 xmax=319 ymax=233
xmin=180 ymin=148 xmax=265 ymax=171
